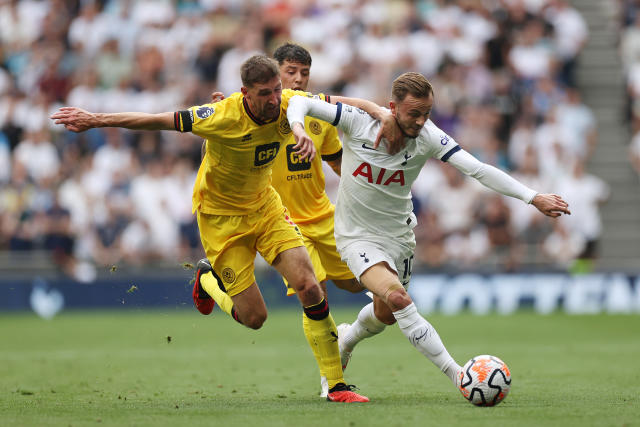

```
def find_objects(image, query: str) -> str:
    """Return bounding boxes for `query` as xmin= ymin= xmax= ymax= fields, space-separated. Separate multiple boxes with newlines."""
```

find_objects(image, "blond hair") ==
xmin=392 ymin=72 xmax=433 ymax=102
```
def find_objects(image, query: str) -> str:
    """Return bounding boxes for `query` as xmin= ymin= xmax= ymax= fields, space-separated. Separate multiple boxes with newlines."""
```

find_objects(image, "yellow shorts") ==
xmin=284 ymin=214 xmax=355 ymax=296
xmin=197 ymin=192 xmax=304 ymax=297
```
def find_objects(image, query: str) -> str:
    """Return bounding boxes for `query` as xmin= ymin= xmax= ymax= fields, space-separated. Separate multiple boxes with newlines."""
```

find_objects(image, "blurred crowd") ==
xmin=0 ymin=0 xmax=612 ymax=281
xmin=621 ymin=0 xmax=640 ymax=179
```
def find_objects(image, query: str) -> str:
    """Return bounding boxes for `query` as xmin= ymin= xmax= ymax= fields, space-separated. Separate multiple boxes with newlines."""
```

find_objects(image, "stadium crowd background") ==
xmin=0 ymin=0 xmax=624 ymax=283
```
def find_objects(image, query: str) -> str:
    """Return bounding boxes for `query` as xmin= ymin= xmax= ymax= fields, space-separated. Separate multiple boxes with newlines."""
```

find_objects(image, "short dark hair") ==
xmin=273 ymin=43 xmax=312 ymax=66
xmin=240 ymin=55 xmax=280 ymax=87
xmin=392 ymin=72 xmax=433 ymax=102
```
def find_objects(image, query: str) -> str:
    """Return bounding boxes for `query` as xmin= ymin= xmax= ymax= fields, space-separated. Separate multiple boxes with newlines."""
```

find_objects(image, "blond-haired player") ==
xmin=50 ymin=55 xmax=368 ymax=403
xmin=287 ymin=71 xmax=570 ymax=394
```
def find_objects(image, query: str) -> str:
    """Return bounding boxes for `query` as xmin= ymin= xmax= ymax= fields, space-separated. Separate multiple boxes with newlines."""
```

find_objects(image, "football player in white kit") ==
xmin=286 ymin=72 xmax=571 ymax=391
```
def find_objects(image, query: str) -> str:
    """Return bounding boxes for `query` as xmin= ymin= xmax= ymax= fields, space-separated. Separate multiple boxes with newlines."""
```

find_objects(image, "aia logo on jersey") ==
xmin=254 ymin=142 xmax=280 ymax=166
xmin=286 ymin=144 xmax=311 ymax=171
xmin=352 ymin=162 xmax=405 ymax=186
xmin=196 ymin=106 xmax=214 ymax=119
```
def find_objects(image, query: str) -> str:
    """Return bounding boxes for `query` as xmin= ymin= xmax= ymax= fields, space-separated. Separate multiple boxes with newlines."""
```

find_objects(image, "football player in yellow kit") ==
xmin=271 ymin=43 xmax=362 ymax=299
xmin=204 ymin=44 xmax=368 ymax=397
xmin=271 ymin=43 xmax=365 ymax=397
xmin=50 ymin=55 xmax=369 ymax=403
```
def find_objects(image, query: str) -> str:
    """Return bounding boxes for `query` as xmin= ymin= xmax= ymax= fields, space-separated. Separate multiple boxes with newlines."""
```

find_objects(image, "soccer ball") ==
xmin=457 ymin=355 xmax=511 ymax=407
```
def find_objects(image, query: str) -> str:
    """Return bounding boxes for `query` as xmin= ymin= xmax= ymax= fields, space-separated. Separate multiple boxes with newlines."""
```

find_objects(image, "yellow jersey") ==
xmin=270 ymin=115 xmax=342 ymax=224
xmin=175 ymin=89 xmax=311 ymax=215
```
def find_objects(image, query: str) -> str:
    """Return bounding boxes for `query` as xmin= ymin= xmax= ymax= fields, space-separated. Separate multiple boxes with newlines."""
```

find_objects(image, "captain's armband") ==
xmin=174 ymin=110 xmax=193 ymax=132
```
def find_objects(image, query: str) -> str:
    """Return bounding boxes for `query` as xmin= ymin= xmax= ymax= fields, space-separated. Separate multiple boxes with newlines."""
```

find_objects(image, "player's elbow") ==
xmin=466 ymin=165 xmax=485 ymax=179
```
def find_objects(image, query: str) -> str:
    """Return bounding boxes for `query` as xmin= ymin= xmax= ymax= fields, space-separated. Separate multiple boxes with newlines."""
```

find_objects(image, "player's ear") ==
xmin=389 ymin=101 xmax=397 ymax=116
xmin=241 ymin=86 xmax=248 ymax=96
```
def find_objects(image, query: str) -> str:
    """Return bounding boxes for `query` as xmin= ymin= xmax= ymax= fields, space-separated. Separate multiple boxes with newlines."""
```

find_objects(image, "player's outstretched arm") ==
xmin=51 ymin=107 xmax=174 ymax=133
xmin=447 ymin=149 xmax=570 ymax=217
xmin=530 ymin=194 xmax=571 ymax=217
xmin=330 ymin=96 xmax=404 ymax=154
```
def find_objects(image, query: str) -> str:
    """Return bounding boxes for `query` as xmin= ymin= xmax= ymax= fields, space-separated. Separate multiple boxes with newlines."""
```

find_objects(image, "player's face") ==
xmin=390 ymin=93 xmax=434 ymax=138
xmin=279 ymin=60 xmax=310 ymax=91
xmin=242 ymin=76 xmax=283 ymax=121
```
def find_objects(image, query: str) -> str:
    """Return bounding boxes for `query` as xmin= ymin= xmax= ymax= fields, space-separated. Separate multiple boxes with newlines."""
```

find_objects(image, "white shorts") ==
xmin=339 ymin=239 xmax=415 ymax=287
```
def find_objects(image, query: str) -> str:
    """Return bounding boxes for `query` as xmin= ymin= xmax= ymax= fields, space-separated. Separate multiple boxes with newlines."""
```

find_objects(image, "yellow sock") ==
xmin=302 ymin=303 xmax=344 ymax=389
xmin=302 ymin=313 xmax=326 ymax=379
xmin=201 ymin=271 xmax=234 ymax=317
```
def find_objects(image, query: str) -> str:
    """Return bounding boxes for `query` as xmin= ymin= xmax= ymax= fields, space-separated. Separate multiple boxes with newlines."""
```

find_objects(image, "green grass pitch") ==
xmin=1 ymin=308 xmax=639 ymax=426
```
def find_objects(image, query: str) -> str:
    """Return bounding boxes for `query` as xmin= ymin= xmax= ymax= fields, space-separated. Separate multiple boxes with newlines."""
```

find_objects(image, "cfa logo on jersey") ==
xmin=254 ymin=142 xmax=280 ymax=166
xmin=286 ymin=144 xmax=311 ymax=171
xmin=352 ymin=162 xmax=405 ymax=186
xmin=196 ymin=106 xmax=214 ymax=119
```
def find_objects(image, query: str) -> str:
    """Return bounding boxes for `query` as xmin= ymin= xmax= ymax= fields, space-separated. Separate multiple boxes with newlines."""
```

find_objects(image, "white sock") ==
xmin=393 ymin=303 xmax=461 ymax=385
xmin=341 ymin=302 xmax=386 ymax=351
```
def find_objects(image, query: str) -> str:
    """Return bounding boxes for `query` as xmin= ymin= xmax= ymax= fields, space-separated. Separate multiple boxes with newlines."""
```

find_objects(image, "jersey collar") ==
xmin=243 ymin=97 xmax=278 ymax=126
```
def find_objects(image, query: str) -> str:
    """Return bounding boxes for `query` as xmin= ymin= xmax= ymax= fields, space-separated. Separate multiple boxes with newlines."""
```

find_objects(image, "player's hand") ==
xmin=210 ymin=92 xmax=225 ymax=103
xmin=291 ymin=122 xmax=316 ymax=161
xmin=531 ymin=194 xmax=571 ymax=217
xmin=50 ymin=107 xmax=98 ymax=132
xmin=375 ymin=111 xmax=405 ymax=154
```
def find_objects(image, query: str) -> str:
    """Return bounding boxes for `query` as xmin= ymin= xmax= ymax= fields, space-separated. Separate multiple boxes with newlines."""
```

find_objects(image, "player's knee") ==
xmin=295 ymin=279 xmax=322 ymax=305
xmin=243 ymin=311 xmax=267 ymax=330
xmin=386 ymin=288 xmax=411 ymax=311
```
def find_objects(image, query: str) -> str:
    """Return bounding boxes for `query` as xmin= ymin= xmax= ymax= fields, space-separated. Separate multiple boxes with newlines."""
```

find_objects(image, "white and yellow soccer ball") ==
xmin=457 ymin=355 xmax=511 ymax=406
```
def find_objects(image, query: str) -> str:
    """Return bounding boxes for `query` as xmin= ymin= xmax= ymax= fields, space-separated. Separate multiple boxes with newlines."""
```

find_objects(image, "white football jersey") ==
xmin=331 ymin=103 xmax=460 ymax=245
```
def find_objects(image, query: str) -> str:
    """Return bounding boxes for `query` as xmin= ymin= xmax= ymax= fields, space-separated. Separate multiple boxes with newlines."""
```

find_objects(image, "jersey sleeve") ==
xmin=174 ymin=103 xmax=220 ymax=138
xmin=333 ymin=102 xmax=377 ymax=138
xmin=447 ymin=148 xmax=538 ymax=203
xmin=286 ymin=95 xmax=377 ymax=142
xmin=319 ymin=125 xmax=342 ymax=161
xmin=423 ymin=122 xmax=461 ymax=161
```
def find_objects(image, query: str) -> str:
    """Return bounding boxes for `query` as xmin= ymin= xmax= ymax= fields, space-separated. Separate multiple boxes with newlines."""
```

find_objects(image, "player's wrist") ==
xmin=291 ymin=121 xmax=305 ymax=133
xmin=528 ymin=192 xmax=540 ymax=205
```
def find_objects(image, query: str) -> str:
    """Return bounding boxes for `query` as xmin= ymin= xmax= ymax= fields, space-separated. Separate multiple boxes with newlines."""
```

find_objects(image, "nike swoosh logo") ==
xmin=362 ymin=143 xmax=376 ymax=150
xmin=412 ymin=328 xmax=429 ymax=344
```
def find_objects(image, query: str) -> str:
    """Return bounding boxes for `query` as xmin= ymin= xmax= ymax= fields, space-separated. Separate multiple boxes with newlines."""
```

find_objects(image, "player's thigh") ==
xmin=231 ymin=282 xmax=267 ymax=322
xmin=310 ymin=216 xmax=356 ymax=283
xmin=282 ymin=230 xmax=326 ymax=296
xmin=332 ymin=278 xmax=364 ymax=293
xmin=359 ymin=262 xmax=402 ymax=298
xmin=197 ymin=211 xmax=257 ymax=297
xmin=340 ymin=240 xmax=399 ymax=288
xmin=255 ymin=198 xmax=306 ymax=266
xmin=272 ymin=245 xmax=317 ymax=291
xmin=301 ymin=216 xmax=360 ymax=292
